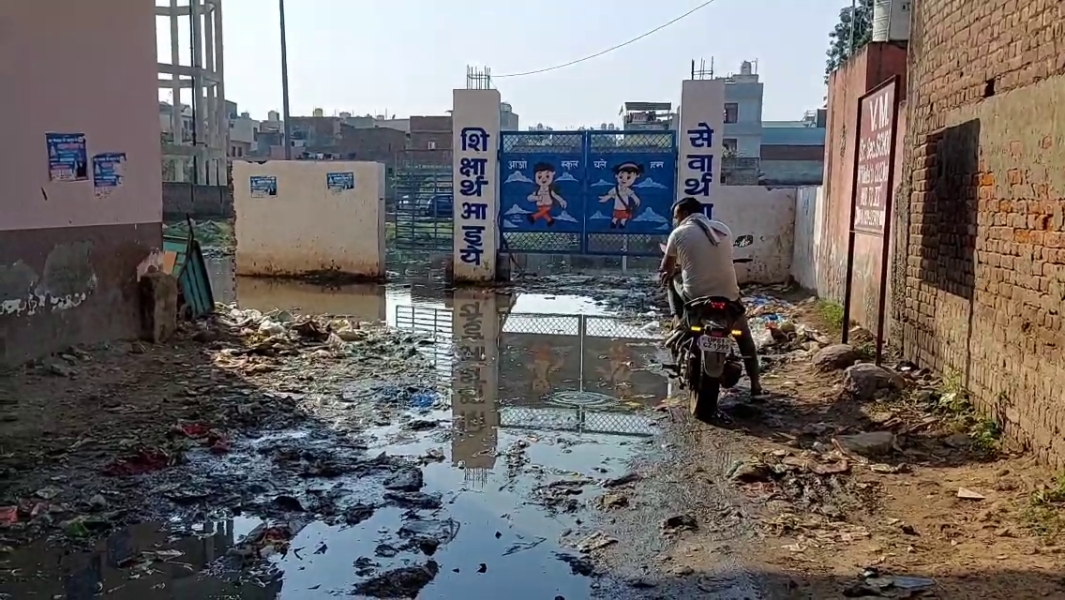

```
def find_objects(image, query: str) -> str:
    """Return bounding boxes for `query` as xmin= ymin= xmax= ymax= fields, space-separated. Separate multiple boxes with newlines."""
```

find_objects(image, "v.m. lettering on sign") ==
xmin=853 ymin=82 xmax=898 ymax=235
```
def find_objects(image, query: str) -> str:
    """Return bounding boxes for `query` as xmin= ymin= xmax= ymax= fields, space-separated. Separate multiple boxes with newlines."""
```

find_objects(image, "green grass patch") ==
xmin=815 ymin=299 xmax=844 ymax=331
xmin=924 ymin=370 xmax=1002 ymax=454
xmin=1024 ymin=474 xmax=1065 ymax=540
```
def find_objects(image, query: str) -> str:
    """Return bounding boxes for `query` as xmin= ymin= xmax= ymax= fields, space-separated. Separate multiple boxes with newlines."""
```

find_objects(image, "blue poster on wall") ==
xmin=327 ymin=171 xmax=355 ymax=193
xmin=250 ymin=175 xmax=278 ymax=198
xmin=46 ymin=132 xmax=89 ymax=182
xmin=499 ymin=153 xmax=584 ymax=233
xmin=92 ymin=152 xmax=126 ymax=198
xmin=585 ymin=153 xmax=675 ymax=235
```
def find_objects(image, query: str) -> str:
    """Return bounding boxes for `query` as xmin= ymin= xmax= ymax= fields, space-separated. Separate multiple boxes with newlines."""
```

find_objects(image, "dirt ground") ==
xmin=0 ymin=306 xmax=437 ymax=551
xmin=4 ymin=276 xmax=1065 ymax=598
xmin=644 ymin=287 xmax=1065 ymax=599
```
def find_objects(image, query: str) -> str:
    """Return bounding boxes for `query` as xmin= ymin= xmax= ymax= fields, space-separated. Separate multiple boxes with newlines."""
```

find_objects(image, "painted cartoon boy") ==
xmin=599 ymin=162 xmax=643 ymax=228
xmin=527 ymin=162 xmax=567 ymax=226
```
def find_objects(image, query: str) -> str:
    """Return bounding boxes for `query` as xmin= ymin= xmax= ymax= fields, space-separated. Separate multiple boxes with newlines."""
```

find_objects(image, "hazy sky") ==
xmin=158 ymin=0 xmax=848 ymax=128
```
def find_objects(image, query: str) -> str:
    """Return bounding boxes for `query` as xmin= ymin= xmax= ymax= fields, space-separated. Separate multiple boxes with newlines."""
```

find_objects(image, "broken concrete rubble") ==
xmin=843 ymin=363 xmax=905 ymax=400
xmin=812 ymin=344 xmax=862 ymax=371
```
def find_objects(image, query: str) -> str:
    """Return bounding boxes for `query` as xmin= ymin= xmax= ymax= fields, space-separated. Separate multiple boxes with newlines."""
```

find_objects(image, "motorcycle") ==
xmin=663 ymin=234 xmax=754 ymax=421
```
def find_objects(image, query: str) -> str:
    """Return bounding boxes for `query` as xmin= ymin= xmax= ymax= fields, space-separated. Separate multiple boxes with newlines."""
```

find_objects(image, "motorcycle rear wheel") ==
xmin=686 ymin=355 xmax=721 ymax=422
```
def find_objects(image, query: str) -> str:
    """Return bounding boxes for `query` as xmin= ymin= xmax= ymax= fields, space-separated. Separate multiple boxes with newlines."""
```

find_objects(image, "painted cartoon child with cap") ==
xmin=599 ymin=162 xmax=643 ymax=228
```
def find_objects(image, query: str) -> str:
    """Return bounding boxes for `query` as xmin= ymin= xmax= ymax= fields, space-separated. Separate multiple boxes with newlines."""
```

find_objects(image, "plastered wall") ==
xmin=233 ymin=161 xmax=385 ymax=278
xmin=711 ymin=186 xmax=797 ymax=285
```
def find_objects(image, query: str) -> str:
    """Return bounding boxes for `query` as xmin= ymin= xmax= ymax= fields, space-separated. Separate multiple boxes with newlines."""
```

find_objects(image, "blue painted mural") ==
xmin=499 ymin=130 xmax=677 ymax=255
xmin=585 ymin=153 xmax=675 ymax=234
xmin=500 ymin=151 xmax=583 ymax=233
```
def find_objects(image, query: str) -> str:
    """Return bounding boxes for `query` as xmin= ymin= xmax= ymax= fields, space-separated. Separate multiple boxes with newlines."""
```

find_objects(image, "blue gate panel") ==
xmin=499 ymin=132 xmax=584 ymax=253
xmin=499 ymin=130 xmax=676 ymax=257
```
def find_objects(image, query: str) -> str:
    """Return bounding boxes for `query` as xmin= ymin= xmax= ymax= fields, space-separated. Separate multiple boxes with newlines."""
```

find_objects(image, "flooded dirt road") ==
xmin=1 ymin=268 xmax=767 ymax=599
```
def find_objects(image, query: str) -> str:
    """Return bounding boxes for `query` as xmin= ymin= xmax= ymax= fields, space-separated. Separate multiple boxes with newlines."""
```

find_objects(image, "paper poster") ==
xmin=46 ymin=133 xmax=88 ymax=182
xmin=250 ymin=175 xmax=277 ymax=198
xmin=92 ymin=152 xmax=126 ymax=198
xmin=326 ymin=171 xmax=355 ymax=194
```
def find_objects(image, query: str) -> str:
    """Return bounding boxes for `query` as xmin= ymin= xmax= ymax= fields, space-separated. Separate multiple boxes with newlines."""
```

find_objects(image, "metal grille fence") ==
xmin=389 ymin=150 xmax=453 ymax=253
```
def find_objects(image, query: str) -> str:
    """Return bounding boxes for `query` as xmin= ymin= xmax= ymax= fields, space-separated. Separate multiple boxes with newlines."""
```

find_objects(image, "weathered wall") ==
xmin=791 ymin=186 xmax=824 ymax=291
xmin=895 ymin=0 xmax=1065 ymax=463
xmin=162 ymin=184 xmax=233 ymax=220
xmin=233 ymin=161 xmax=386 ymax=278
xmin=0 ymin=0 xmax=162 ymax=366
xmin=808 ymin=42 xmax=907 ymax=330
xmin=712 ymin=186 xmax=797 ymax=285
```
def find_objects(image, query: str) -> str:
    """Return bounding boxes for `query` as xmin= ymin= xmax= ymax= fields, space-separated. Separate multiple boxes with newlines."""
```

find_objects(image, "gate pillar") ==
xmin=677 ymin=80 xmax=726 ymax=216
xmin=452 ymin=89 xmax=501 ymax=283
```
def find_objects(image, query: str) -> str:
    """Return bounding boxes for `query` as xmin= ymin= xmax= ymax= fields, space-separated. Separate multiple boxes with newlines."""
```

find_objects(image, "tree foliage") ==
xmin=825 ymin=0 xmax=874 ymax=80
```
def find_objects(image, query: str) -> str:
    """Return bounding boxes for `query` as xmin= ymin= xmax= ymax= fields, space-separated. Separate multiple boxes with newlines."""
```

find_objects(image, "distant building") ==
xmin=288 ymin=116 xmax=342 ymax=148
xmin=228 ymin=111 xmax=257 ymax=158
xmin=621 ymin=102 xmax=676 ymax=131
xmin=718 ymin=61 xmax=764 ymax=159
xmin=410 ymin=116 xmax=451 ymax=150
xmin=158 ymin=101 xmax=193 ymax=144
xmin=500 ymin=102 xmax=519 ymax=130
xmin=759 ymin=111 xmax=826 ymax=186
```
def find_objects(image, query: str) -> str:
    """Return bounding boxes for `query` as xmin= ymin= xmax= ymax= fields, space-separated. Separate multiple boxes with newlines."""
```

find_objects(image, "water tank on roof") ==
xmin=872 ymin=0 xmax=911 ymax=42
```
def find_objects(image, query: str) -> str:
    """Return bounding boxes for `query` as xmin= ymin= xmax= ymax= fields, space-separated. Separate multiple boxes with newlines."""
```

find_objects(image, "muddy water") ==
xmin=0 ymin=272 xmax=672 ymax=599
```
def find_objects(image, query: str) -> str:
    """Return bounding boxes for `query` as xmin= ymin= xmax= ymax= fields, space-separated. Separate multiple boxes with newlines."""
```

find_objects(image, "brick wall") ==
xmin=895 ymin=0 xmax=1065 ymax=463
xmin=337 ymin=125 xmax=407 ymax=164
xmin=410 ymin=115 xmax=452 ymax=150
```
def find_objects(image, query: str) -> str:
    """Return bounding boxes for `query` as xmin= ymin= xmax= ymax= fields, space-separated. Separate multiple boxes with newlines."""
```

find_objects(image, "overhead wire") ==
xmin=492 ymin=0 xmax=720 ymax=79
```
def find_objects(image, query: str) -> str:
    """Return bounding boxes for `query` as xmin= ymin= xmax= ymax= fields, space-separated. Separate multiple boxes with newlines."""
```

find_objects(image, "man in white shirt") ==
xmin=659 ymin=197 xmax=763 ymax=397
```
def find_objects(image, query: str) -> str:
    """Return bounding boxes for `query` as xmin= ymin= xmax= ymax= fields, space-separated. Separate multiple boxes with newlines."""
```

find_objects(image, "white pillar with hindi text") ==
xmin=452 ymin=89 xmax=501 ymax=282
xmin=677 ymin=80 xmax=726 ymax=217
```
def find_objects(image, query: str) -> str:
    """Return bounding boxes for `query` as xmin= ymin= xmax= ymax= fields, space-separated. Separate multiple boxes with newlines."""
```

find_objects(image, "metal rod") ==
xmin=873 ymin=76 xmax=902 ymax=366
xmin=280 ymin=0 xmax=292 ymax=159
xmin=840 ymin=94 xmax=864 ymax=345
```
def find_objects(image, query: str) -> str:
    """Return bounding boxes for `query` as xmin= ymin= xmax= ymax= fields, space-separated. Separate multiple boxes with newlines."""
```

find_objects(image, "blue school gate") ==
xmin=497 ymin=130 xmax=678 ymax=257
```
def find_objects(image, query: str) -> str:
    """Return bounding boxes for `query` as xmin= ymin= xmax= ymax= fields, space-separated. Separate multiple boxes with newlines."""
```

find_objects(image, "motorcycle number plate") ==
xmin=698 ymin=335 xmax=733 ymax=353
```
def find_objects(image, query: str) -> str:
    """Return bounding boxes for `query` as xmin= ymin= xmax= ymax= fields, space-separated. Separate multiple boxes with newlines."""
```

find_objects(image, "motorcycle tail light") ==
xmin=709 ymin=301 xmax=727 ymax=310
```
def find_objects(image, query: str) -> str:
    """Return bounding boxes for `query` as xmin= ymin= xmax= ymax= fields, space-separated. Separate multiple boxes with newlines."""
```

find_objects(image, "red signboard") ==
xmin=853 ymin=80 xmax=898 ymax=234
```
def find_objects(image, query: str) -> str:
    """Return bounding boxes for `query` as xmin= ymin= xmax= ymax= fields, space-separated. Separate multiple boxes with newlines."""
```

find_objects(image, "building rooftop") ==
xmin=761 ymin=126 xmax=826 ymax=146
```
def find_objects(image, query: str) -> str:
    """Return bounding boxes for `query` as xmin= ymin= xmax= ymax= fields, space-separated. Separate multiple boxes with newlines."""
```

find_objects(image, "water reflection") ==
xmin=0 ymin=517 xmax=272 ymax=599
xmin=0 ymin=277 xmax=672 ymax=599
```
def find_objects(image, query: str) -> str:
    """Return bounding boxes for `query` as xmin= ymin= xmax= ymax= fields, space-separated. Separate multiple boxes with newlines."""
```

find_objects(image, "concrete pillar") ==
xmin=677 ymin=79 xmax=726 ymax=216
xmin=451 ymin=89 xmax=501 ymax=283
xmin=450 ymin=289 xmax=499 ymax=471
xmin=169 ymin=0 xmax=182 ymax=141
xmin=214 ymin=0 xmax=227 ymax=175
xmin=204 ymin=6 xmax=216 ymax=149
xmin=190 ymin=0 xmax=206 ymax=184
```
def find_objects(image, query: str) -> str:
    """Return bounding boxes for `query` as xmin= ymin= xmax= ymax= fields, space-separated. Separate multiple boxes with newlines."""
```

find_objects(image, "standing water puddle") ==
xmin=0 ymin=276 xmax=672 ymax=599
